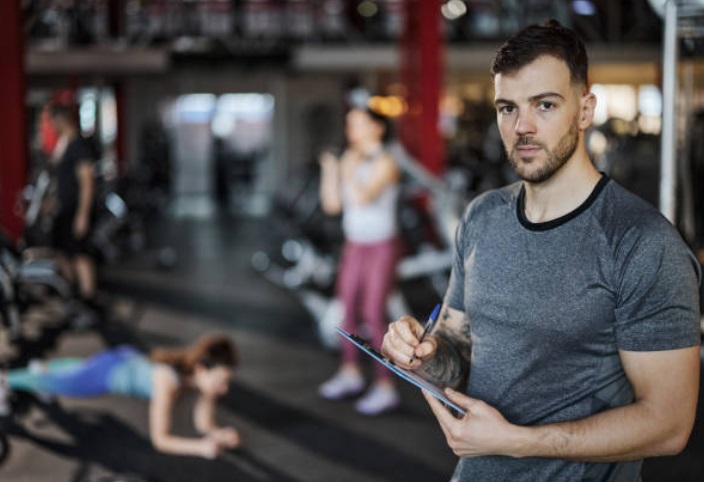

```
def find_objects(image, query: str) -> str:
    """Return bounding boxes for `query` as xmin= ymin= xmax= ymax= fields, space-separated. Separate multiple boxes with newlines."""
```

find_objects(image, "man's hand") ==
xmin=423 ymin=388 xmax=520 ymax=458
xmin=382 ymin=315 xmax=439 ymax=370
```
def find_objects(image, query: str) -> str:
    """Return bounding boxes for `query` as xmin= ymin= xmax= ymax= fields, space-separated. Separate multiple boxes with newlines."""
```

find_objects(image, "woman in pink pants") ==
xmin=317 ymin=106 xmax=401 ymax=416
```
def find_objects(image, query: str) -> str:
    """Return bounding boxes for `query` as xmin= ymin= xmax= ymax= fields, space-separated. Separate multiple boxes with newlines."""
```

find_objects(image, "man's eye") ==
xmin=538 ymin=102 xmax=555 ymax=111
xmin=498 ymin=105 xmax=515 ymax=115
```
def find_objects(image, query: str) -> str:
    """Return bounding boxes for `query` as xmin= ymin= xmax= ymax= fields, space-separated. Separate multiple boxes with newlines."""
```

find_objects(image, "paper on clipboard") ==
xmin=336 ymin=327 xmax=467 ymax=416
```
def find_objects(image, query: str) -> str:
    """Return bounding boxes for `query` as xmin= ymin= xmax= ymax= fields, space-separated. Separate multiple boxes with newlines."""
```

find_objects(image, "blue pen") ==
xmin=409 ymin=303 xmax=442 ymax=364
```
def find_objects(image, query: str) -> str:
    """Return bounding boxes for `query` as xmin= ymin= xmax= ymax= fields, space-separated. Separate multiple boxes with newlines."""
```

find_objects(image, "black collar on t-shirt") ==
xmin=517 ymin=174 xmax=610 ymax=232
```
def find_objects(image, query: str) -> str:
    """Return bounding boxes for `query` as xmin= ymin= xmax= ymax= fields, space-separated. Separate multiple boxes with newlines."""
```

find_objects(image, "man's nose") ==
xmin=515 ymin=109 xmax=536 ymax=136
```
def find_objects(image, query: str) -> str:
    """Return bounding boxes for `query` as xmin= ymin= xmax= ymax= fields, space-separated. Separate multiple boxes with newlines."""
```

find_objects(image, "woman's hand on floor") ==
xmin=199 ymin=436 xmax=223 ymax=459
xmin=210 ymin=426 xmax=241 ymax=449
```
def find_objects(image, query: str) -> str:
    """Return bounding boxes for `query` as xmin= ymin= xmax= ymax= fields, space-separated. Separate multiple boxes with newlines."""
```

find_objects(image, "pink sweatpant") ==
xmin=337 ymin=237 xmax=399 ymax=381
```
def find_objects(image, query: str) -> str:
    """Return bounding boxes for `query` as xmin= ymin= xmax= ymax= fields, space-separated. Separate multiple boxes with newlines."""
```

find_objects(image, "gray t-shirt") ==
xmin=445 ymin=176 xmax=701 ymax=482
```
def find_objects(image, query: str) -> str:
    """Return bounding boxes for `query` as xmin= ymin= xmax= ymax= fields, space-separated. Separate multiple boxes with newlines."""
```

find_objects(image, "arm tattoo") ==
xmin=417 ymin=307 xmax=472 ymax=390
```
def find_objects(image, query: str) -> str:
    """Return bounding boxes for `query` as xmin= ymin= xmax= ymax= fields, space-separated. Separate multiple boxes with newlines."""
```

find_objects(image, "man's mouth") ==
xmin=514 ymin=144 xmax=542 ymax=157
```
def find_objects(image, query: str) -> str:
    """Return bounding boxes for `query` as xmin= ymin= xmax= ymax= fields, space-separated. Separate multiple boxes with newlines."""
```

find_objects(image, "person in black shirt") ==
xmin=48 ymin=104 xmax=100 ymax=313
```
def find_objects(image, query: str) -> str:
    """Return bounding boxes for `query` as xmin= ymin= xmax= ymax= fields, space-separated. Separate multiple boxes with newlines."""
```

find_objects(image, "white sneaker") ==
xmin=0 ymin=373 xmax=11 ymax=417
xmin=28 ymin=359 xmax=47 ymax=374
xmin=318 ymin=371 xmax=365 ymax=400
xmin=355 ymin=385 xmax=400 ymax=416
xmin=29 ymin=359 xmax=55 ymax=404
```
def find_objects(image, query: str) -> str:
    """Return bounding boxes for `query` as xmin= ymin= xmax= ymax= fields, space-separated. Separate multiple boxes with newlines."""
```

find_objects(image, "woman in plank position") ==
xmin=0 ymin=333 xmax=240 ymax=459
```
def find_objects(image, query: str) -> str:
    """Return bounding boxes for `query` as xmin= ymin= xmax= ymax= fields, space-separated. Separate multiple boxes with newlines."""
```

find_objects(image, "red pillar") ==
xmin=400 ymin=0 xmax=444 ymax=174
xmin=0 ymin=0 xmax=28 ymax=241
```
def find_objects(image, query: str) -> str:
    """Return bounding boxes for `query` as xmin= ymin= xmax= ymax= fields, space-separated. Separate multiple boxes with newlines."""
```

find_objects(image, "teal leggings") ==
xmin=8 ymin=346 xmax=140 ymax=397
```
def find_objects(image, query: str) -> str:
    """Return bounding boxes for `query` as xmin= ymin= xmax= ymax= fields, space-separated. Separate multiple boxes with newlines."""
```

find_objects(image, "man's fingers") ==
xmin=382 ymin=318 xmax=421 ymax=361
xmin=382 ymin=316 xmax=442 ymax=368
xmin=415 ymin=338 xmax=437 ymax=359
xmin=382 ymin=343 xmax=416 ymax=368
xmin=394 ymin=316 xmax=424 ymax=343
xmin=445 ymin=387 xmax=477 ymax=410
xmin=423 ymin=390 xmax=462 ymax=430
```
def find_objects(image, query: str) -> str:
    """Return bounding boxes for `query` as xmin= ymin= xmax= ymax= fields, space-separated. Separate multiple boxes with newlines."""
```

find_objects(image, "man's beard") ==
xmin=507 ymin=116 xmax=580 ymax=184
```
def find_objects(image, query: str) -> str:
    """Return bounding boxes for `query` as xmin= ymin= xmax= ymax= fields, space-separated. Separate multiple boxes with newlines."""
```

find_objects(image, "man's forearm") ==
xmin=416 ymin=305 xmax=472 ymax=389
xmin=509 ymin=348 xmax=699 ymax=463
xmin=417 ymin=332 xmax=469 ymax=390
xmin=510 ymin=399 xmax=690 ymax=462
xmin=77 ymin=173 xmax=94 ymax=221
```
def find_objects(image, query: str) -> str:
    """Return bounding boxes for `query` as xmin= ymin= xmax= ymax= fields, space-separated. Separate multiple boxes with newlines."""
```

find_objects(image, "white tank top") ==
xmin=342 ymin=151 xmax=399 ymax=244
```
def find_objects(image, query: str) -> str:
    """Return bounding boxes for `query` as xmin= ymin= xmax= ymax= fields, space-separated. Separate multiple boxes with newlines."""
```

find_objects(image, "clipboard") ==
xmin=336 ymin=327 xmax=467 ymax=416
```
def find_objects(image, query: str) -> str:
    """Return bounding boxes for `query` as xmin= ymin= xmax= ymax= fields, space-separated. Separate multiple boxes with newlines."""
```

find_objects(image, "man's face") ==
xmin=49 ymin=115 xmax=64 ymax=136
xmin=493 ymin=55 xmax=592 ymax=184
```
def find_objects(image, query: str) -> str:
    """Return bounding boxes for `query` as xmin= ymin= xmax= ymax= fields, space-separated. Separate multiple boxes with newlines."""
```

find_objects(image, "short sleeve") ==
xmin=614 ymin=222 xmax=701 ymax=351
xmin=73 ymin=139 xmax=96 ymax=165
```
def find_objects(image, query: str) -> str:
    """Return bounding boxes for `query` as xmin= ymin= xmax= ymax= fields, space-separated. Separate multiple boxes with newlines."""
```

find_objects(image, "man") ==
xmin=381 ymin=20 xmax=700 ymax=481
xmin=48 ymin=103 xmax=100 ymax=315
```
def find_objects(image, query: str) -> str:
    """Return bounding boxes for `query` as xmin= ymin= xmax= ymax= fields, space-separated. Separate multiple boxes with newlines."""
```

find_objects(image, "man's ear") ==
xmin=579 ymin=91 xmax=597 ymax=130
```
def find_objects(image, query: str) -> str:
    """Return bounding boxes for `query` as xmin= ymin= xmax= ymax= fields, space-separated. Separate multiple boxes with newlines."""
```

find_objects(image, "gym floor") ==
xmin=0 ymin=209 xmax=702 ymax=482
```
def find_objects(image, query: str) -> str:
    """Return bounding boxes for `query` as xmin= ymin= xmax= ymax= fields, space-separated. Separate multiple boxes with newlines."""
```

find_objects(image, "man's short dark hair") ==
xmin=490 ymin=19 xmax=589 ymax=87
xmin=48 ymin=103 xmax=77 ymax=122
